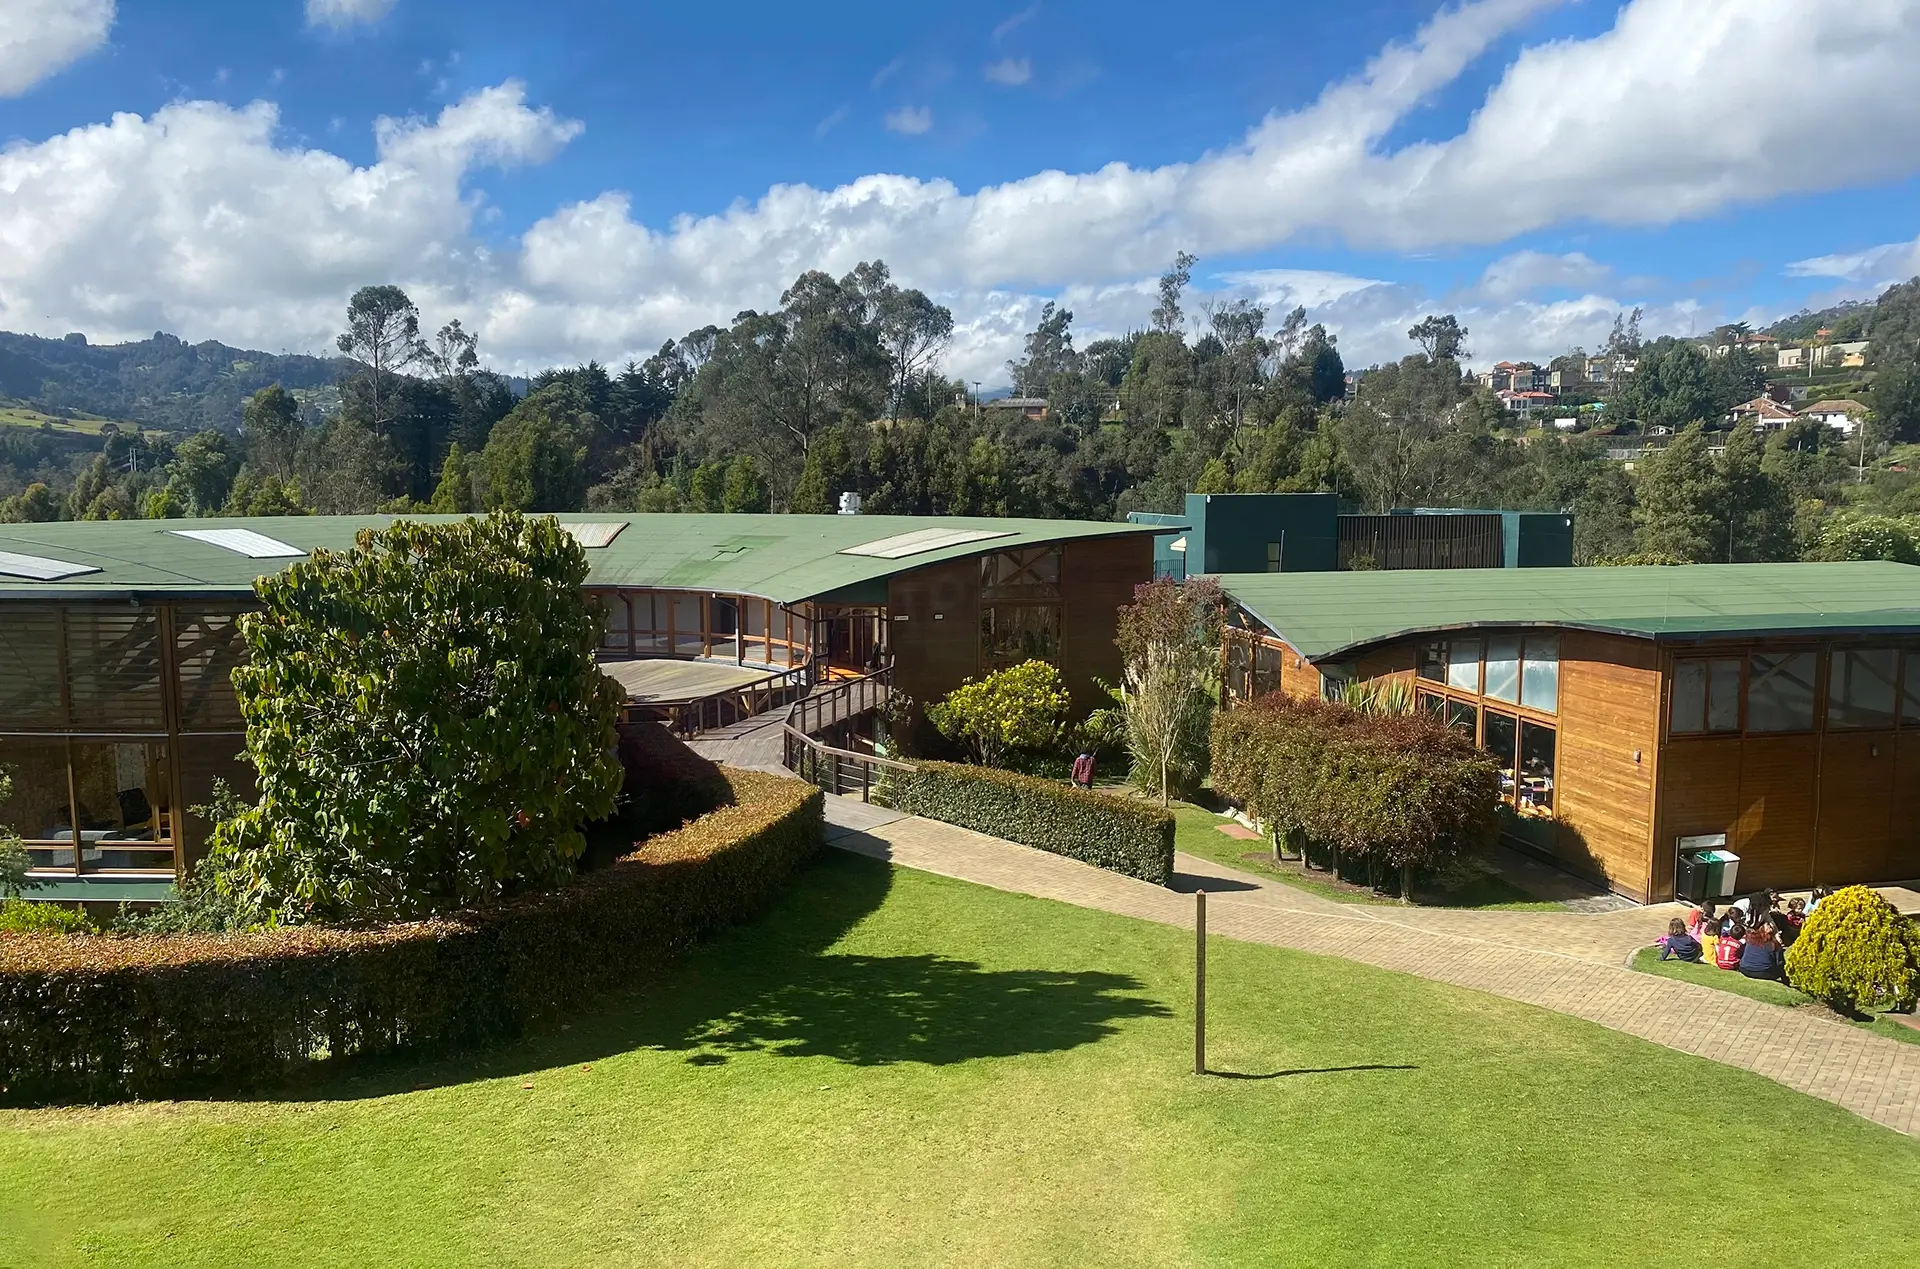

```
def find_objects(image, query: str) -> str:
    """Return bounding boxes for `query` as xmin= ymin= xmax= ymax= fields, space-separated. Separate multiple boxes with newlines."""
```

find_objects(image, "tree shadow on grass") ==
xmin=1205 ymin=1064 xmax=1417 ymax=1080
xmin=260 ymin=851 xmax=1170 ymax=1101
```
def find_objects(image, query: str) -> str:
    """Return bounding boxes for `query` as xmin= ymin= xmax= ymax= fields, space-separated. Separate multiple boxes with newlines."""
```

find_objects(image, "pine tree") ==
xmin=721 ymin=453 xmax=771 ymax=513
xmin=1718 ymin=424 xmax=1797 ymax=562
xmin=1632 ymin=423 xmax=1719 ymax=562
xmin=428 ymin=443 xmax=477 ymax=513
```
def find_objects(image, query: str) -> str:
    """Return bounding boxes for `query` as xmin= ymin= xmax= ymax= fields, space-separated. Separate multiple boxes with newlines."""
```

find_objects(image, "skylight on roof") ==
xmin=561 ymin=522 xmax=629 ymax=549
xmin=0 ymin=550 xmax=100 ymax=581
xmin=839 ymin=527 xmax=1017 ymax=559
xmin=168 ymin=528 xmax=306 ymax=559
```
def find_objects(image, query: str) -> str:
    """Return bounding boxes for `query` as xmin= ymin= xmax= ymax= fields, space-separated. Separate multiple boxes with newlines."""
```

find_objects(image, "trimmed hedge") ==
xmin=0 ymin=770 xmax=822 ymax=1105
xmin=895 ymin=761 xmax=1174 ymax=885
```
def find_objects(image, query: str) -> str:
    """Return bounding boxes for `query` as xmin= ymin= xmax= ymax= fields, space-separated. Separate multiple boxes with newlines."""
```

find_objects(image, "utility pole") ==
xmin=972 ymin=381 xmax=981 ymax=427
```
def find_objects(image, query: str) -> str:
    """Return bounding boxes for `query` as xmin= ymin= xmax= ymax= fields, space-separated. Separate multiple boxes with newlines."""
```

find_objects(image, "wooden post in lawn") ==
xmin=1194 ymin=889 xmax=1207 ymax=1076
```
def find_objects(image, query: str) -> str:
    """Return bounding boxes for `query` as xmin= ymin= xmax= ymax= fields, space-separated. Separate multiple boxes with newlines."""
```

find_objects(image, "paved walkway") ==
xmin=820 ymin=795 xmax=1920 ymax=1137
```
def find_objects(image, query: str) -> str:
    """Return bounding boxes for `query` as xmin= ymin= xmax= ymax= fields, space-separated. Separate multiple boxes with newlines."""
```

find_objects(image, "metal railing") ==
xmin=782 ymin=727 xmax=917 ymax=802
xmin=789 ymin=665 xmax=892 ymax=738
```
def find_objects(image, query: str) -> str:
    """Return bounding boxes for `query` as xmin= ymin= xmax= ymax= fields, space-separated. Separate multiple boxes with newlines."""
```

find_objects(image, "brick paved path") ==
xmin=822 ymin=796 xmax=1920 ymax=1136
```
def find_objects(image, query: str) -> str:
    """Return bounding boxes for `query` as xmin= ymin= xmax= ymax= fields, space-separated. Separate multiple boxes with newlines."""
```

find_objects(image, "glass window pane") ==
xmin=1484 ymin=711 xmax=1518 ymax=802
xmin=1419 ymin=690 xmax=1445 ymax=719
xmin=1707 ymin=660 xmax=1742 ymax=732
xmin=175 ymin=610 xmax=249 ymax=731
xmin=1747 ymin=652 xmax=1817 ymax=733
xmin=1906 ymin=652 xmax=1920 ymax=727
xmin=0 ymin=606 xmax=63 ymax=726
xmin=65 ymin=607 xmax=164 ymax=728
xmin=982 ymin=605 xmax=1061 ymax=668
xmin=1444 ymin=698 xmax=1478 ymax=739
xmin=1828 ymin=649 xmax=1898 ymax=730
xmin=70 ymin=741 xmax=174 ymax=872
xmin=1484 ymin=635 xmax=1521 ymax=703
xmin=708 ymin=597 xmax=739 ymax=661
xmin=980 ymin=547 xmax=1062 ymax=599
xmin=671 ymin=594 xmax=702 ymax=656
xmin=1418 ymin=641 xmax=1445 ymax=683
xmin=1518 ymin=721 xmax=1556 ymax=815
xmin=1446 ymin=638 xmax=1482 ymax=693
xmin=0 ymin=736 xmax=75 ymax=869
xmin=1521 ymin=634 xmax=1559 ymax=713
xmin=1672 ymin=660 xmax=1706 ymax=734
xmin=1253 ymin=643 xmax=1282 ymax=696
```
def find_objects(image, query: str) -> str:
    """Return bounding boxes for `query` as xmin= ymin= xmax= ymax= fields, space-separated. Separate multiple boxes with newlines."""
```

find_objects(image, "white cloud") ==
xmin=305 ymin=0 xmax=396 ymax=29
xmin=984 ymin=57 xmax=1032 ymax=86
xmin=883 ymin=105 xmax=932 ymax=136
xmin=0 ymin=0 xmax=114 ymax=97
xmin=993 ymin=5 xmax=1040 ymax=43
xmin=6 ymin=0 xmax=1920 ymax=385
xmin=1475 ymin=250 xmax=1610 ymax=300
xmin=1786 ymin=236 xmax=1920 ymax=286
xmin=814 ymin=104 xmax=849 ymax=140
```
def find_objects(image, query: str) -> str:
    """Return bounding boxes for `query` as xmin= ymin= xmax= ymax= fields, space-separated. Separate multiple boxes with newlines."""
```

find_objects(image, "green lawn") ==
xmin=1169 ymin=803 xmax=1564 ymax=910
xmin=1629 ymin=947 xmax=1920 ymax=1047
xmin=4 ymin=852 xmax=1917 ymax=1267
xmin=0 ymin=403 xmax=142 ymax=436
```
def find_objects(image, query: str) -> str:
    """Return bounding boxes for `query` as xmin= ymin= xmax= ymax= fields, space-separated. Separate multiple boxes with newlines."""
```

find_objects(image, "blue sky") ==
xmin=3 ymin=0 xmax=1919 ymax=381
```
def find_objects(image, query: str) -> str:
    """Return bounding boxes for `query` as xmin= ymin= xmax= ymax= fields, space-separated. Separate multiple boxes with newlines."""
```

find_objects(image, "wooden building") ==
xmin=1216 ymin=563 xmax=1920 ymax=902
xmin=0 ymin=513 xmax=1153 ymax=900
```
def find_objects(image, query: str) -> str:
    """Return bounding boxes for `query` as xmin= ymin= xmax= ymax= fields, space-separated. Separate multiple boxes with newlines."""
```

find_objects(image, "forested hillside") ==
xmin=4 ymin=266 xmax=1919 ymax=566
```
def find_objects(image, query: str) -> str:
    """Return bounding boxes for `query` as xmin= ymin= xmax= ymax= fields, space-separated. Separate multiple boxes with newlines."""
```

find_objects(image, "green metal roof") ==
xmin=0 ymin=513 xmax=1155 ymax=606
xmin=1218 ymin=562 xmax=1920 ymax=662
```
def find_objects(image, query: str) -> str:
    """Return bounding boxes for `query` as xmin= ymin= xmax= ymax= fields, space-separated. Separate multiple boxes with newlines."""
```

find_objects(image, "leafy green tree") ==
xmin=0 ymin=482 xmax=60 ymax=523
xmin=1633 ymin=423 xmax=1720 ymax=561
xmin=687 ymin=461 xmax=726 ymax=513
xmin=242 ymin=384 xmax=305 ymax=482
xmin=1718 ymin=424 xmax=1797 ymax=562
xmin=721 ymin=453 xmax=771 ymax=513
xmin=480 ymin=392 xmax=589 ymax=512
xmin=164 ymin=429 xmax=240 ymax=515
xmin=428 ymin=441 xmax=477 ymax=513
xmin=336 ymin=284 xmax=424 ymax=438
xmin=1407 ymin=314 xmax=1469 ymax=362
xmin=1116 ymin=578 xmax=1223 ymax=804
xmin=225 ymin=470 xmax=311 ymax=516
xmin=0 ymin=766 xmax=32 ymax=900
xmin=204 ymin=513 xmax=624 ymax=925
xmin=926 ymin=660 xmax=1072 ymax=767
xmin=1803 ymin=513 xmax=1920 ymax=563
xmin=1150 ymin=251 xmax=1197 ymax=336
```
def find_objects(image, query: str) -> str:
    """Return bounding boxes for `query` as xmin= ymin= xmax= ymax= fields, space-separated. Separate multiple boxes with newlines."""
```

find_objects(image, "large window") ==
xmin=0 ymin=736 xmax=175 ymax=875
xmin=174 ymin=610 xmax=248 ymax=731
xmin=1671 ymin=657 xmax=1742 ymax=734
xmin=1520 ymin=635 xmax=1559 ymax=713
xmin=1484 ymin=710 xmax=1518 ymax=801
xmin=1906 ymin=652 xmax=1920 ymax=728
xmin=982 ymin=604 xmax=1061 ymax=668
xmin=1445 ymin=638 xmax=1482 ymax=693
xmin=1829 ymin=649 xmax=1899 ymax=730
xmin=1483 ymin=635 xmax=1522 ymax=703
xmin=1253 ymin=642 xmax=1282 ymax=697
xmin=0 ymin=606 xmax=62 ymax=726
xmin=1518 ymin=721 xmax=1557 ymax=815
xmin=1747 ymin=651 xmax=1818 ymax=733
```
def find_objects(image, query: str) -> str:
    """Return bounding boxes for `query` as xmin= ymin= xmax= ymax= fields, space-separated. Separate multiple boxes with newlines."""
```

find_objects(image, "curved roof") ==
xmin=1219 ymin=562 xmax=1920 ymax=662
xmin=0 ymin=513 xmax=1155 ymax=605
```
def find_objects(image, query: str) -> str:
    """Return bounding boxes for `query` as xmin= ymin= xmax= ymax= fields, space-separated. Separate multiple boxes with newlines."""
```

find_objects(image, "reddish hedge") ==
xmin=0 ymin=770 xmax=822 ymax=1105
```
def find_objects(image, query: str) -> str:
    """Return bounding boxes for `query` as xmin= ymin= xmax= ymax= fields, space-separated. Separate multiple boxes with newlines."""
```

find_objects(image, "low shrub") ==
xmin=0 ymin=900 xmax=95 ymax=935
xmin=1784 ymin=885 xmax=1920 ymax=1013
xmin=895 ymin=761 xmax=1174 ymax=885
xmin=1211 ymin=693 xmax=1501 ymax=894
xmin=0 ymin=770 xmax=822 ymax=1105
xmin=926 ymin=660 xmax=1072 ymax=766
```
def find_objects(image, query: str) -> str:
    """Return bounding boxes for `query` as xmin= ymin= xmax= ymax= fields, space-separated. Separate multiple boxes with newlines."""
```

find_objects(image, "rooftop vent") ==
xmin=0 ymin=550 xmax=100 ymax=581
xmin=560 ymin=522 xmax=629 ymax=549
xmin=839 ymin=527 xmax=1017 ymax=559
xmin=168 ymin=528 xmax=305 ymax=559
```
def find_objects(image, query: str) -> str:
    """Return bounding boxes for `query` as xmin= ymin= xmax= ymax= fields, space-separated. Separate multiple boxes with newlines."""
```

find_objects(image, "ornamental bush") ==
xmin=1784 ymin=886 xmax=1920 ymax=1014
xmin=895 ymin=761 xmax=1175 ymax=884
xmin=0 ymin=770 xmax=822 ymax=1104
xmin=926 ymin=660 xmax=1072 ymax=767
xmin=1211 ymin=693 xmax=1501 ymax=892
xmin=205 ymin=512 xmax=625 ymax=926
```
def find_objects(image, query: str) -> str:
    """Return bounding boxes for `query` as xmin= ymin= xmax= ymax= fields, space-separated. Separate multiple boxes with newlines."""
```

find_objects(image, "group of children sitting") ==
xmin=1655 ymin=887 xmax=1830 ymax=982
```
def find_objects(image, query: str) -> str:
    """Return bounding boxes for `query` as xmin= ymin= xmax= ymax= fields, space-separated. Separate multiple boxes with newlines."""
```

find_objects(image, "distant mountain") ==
xmin=0 ymin=330 xmax=353 ymax=435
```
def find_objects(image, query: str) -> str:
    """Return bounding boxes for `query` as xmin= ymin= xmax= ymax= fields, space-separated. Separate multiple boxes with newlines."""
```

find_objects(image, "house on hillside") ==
xmin=984 ymin=396 xmax=1048 ymax=420
xmin=1729 ymin=395 xmax=1796 ymax=430
xmin=1215 ymin=564 xmax=1920 ymax=902
xmin=1497 ymin=389 xmax=1556 ymax=414
xmin=1778 ymin=341 xmax=1870 ymax=371
xmin=1798 ymin=399 xmax=1870 ymax=436
xmin=0 ymin=513 xmax=1155 ymax=901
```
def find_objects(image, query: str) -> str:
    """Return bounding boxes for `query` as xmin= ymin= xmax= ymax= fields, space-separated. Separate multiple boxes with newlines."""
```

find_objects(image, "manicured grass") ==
xmin=1170 ymin=803 xmax=1564 ymax=910
xmin=1629 ymin=947 xmax=1920 ymax=1047
xmin=4 ymin=853 xmax=1917 ymax=1267
xmin=0 ymin=403 xmax=142 ymax=436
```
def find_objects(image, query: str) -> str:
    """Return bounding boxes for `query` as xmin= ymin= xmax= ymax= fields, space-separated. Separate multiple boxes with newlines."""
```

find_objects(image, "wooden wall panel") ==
xmin=1554 ymin=632 xmax=1661 ymax=898
xmin=1893 ymin=735 xmax=1920 ymax=883
xmin=888 ymin=558 xmax=979 ymax=748
xmin=1728 ymin=736 xmax=1821 ymax=890
xmin=1280 ymin=644 xmax=1320 ymax=699
xmin=1814 ymin=732 xmax=1898 ymax=884
xmin=1353 ymin=644 xmax=1417 ymax=687
xmin=1060 ymin=536 xmax=1151 ymax=714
